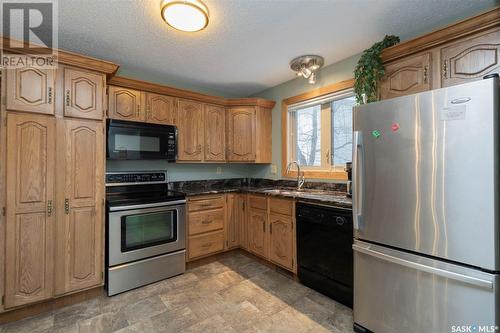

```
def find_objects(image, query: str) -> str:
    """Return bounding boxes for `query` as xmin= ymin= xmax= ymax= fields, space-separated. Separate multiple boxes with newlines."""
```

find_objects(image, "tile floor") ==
xmin=0 ymin=251 xmax=354 ymax=333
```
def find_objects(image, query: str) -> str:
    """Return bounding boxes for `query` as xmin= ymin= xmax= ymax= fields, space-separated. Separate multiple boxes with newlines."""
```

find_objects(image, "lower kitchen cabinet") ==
xmin=269 ymin=213 xmax=295 ymax=271
xmin=187 ymin=194 xmax=226 ymax=261
xmin=54 ymin=119 xmax=104 ymax=295
xmin=248 ymin=208 xmax=268 ymax=258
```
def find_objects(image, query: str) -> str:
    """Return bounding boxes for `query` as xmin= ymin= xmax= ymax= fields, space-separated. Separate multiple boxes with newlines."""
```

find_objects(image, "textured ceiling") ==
xmin=58 ymin=0 xmax=497 ymax=97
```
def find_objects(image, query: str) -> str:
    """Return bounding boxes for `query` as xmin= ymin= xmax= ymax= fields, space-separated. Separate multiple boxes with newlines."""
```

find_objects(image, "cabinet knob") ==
xmin=423 ymin=66 xmax=428 ymax=83
xmin=65 ymin=198 xmax=70 ymax=215
xmin=442 ymin=61 xmax=448 ymax=79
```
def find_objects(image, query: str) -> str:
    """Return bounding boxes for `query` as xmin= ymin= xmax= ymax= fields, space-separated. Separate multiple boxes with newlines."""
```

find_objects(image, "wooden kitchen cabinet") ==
xmin=177 ymin=99 xmax=204 ymax=161
xmin=146 ymin=93 xmax=177 ymax=125
xmin=63 ymin=68 xmax=104 ymax=120
xmin=6 ymin=67 xmax=55 ymax=115
xmin=55 ymin=119 xmax=104 ymax=295
xmin=226 ymin=107 xmax=256 ymax=162
xmin=441 ymin=27 xmax=500 ymax=87
xmin=248 ymin=207 xmax=268 ymax=258
xmin=379 ymin=52 xmax=432 ymax=100
xmin=204 ymin=104 xmax=226 ymax=162
xmin=226 ymin=193 xmax=245 ymax=249
xmin=4 ymin=113 xmax=56 ymax=308
xmin=108 ymin=86 xmax=144 ymax=122
xmin=187 ymin=194 xmax=226 ymax=260
xmin=268 ymin=198 xmax=295 ymax=272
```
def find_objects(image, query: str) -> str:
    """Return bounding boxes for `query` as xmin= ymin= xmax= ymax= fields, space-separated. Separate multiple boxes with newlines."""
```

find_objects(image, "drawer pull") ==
xmin=201 ymin=219 xmax=212 ymax=224
xmin=201 ymin=242 xmax=212 ymax=248
xmin=423 ymin=65 xmax=428 ymax=83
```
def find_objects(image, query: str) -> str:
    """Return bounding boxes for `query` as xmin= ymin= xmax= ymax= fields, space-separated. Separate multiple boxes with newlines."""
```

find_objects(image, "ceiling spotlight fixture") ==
xmin=161 ymin=0 xmax=209 ymax=32
xmin=290 ymin=55 xmax=324 ymax=84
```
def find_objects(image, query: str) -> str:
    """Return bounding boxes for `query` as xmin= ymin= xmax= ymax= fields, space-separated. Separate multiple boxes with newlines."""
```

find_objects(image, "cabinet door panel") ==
xmin=108 ymin=86 xmax=144 ymax=122
xmin=5 ymin=113 xmax=55 ymax=308
xmin=55 ymin=119 xmax=104 ymax=294
xmin=146 ymin=93 xmax=176 ymax=125
xmin=6 ymin=68 xmax=55 ymax=115
xmin=249 ymin=208 xmax=267 ymax=258
xmin=379 ymin=53 xmax=431 ymax=100
xmin=269 ymin=213 xmax=294 ymax=271
xmin=227 ymin=107 xmax=256 ymax=161
xmin=64 ymin=68 xmax=104 ymax=120
xmin=441 ymin=28 xmax=500 ymax=87
xmin=177 ymin=99 xmax=203 ymax=161
xmin=226 ymin=194 xmax=240 ymax=249
xmin=204 ymin=105 xmax=226 ymax=162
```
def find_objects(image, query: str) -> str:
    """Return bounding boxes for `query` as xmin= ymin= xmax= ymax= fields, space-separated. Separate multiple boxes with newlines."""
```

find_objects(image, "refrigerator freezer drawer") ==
xmin=353 ymin=240 xmax=499 ymax=333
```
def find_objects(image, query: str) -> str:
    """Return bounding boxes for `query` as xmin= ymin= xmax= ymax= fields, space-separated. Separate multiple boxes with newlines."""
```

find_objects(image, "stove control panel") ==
xmin=106 ymin=172 xmax=166 ymax=185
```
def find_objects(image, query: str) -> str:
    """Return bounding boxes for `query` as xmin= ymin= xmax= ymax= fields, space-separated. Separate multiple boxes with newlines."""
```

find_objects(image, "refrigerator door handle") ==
xmin=353 ymin=244 xmax=494 ymax=290
xmin=352 ymin=131 xmax=364 ymax=230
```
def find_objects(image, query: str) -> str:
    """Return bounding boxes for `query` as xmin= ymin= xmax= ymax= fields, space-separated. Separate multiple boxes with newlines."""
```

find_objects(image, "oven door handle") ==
xmin=108 ymin=200 xmax=186 ymax=211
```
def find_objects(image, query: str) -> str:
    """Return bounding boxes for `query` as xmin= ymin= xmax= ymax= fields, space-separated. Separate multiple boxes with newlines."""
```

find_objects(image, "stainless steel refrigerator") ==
xmin=352 ymin=77 xmax=500 ymax=333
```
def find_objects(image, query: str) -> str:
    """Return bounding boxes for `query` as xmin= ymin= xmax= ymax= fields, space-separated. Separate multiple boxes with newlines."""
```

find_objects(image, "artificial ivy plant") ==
xmin=354 ymin=35 xmax=400 ymax=104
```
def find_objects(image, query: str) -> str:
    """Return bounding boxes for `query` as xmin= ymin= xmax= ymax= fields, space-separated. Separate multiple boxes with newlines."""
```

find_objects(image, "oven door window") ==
xmin=121 ymin=210 xmax=177 ymax=252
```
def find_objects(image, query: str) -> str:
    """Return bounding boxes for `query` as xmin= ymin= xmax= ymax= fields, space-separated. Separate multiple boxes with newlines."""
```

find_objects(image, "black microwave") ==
xmin=106 ymin=119 xmax=177 ymax=160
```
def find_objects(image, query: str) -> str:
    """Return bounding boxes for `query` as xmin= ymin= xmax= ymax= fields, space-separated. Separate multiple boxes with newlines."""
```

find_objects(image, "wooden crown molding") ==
xmin=1 ymin=37 xmax=119 ymax=75
xmin=381 ymin=6 xmax=500 ymax=63
xmin=282 ymin=78 xmax=355 ymax=106
xmin=109 ymin=75 xmax=276 ymax=109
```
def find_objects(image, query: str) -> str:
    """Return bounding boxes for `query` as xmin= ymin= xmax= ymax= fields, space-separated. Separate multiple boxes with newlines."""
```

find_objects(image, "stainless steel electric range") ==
xmin=105 ymin=171 xmax=186 ymax=296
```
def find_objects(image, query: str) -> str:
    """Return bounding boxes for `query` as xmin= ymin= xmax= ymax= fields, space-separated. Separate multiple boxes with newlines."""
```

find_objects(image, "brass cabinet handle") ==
xmin=262 ymin=220 xmax=265 ymax=233
xmin=442 ymin=60 xmax=448 ymax=79
xmin=136 ymin=104 xmax=140 ymax=116
xmin=64 ymin=198 xmax=70 ymax=214
xmin=47 ymin=87 xmax=53 ymax=104
xmin=423 ymin=66 xmax=428 ymax=83
xmin=201 ymin=219 xmax=212 ymax=224
xmin=65 ymin=90 xmax=70 ymax=106
xmin=270 ymin=222 xmax=272 ymax=234
xmin=47 ymin=200 xmax=53 ymax=216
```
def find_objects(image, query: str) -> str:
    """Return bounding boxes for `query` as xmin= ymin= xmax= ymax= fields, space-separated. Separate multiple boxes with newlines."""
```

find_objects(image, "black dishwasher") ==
xmin=297 ymin=202 xmax=353 ymax=308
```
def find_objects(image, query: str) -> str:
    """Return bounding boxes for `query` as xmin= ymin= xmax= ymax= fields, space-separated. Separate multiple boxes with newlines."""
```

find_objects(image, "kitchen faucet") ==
xmin=286 ymin=161 xmax=305 ymax=190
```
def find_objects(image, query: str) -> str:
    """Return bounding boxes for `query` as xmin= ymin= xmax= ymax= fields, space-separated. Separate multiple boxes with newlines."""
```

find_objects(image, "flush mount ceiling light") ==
xmin=290 ymin=55 xmax=324 ymax=84
xmin=161 ymin=0 xmax=209 ymax=32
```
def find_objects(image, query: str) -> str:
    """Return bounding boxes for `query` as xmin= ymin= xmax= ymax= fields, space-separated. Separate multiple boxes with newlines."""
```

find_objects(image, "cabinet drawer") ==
xmin=188 ymin=231 xmax=224 ymax=259
xmin=188 ymin=209 xmax=224 ymax=235
xmin=249 ymin=195 xmax=267 ymax=210
xmin=188 ymin=195 xmax=225 ymax=212
xmin=270 ymin=198 xmax=294 ymax=216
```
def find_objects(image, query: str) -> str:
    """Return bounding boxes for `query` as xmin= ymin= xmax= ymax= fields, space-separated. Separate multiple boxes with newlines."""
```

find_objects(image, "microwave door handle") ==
xmin=352 ymin=131 xmax=364 ymax=230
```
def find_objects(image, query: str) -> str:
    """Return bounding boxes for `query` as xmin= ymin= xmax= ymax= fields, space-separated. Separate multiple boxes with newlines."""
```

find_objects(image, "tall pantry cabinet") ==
xmin=0 ymin=57 xmax=116 ymax=311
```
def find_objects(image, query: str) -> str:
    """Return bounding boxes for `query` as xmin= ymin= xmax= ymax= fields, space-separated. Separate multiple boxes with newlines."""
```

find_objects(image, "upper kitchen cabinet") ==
xmin=6 ymin=67 xmax=55 ymax=115
xmin=204 ymin=104 xmax=226 ymax=162
xmin=226 ymin=107 xmax=256 ymax=162
xmin=379 ymin=52 xmax=431 ymax=100
xmin=146 ymin=93 xmax=177 ymax=125
xmin=63 ymin=67 xmax=105 ymax=120
xmin=177 ymin=99 xmax=204 ymax=161
xmin=108 ymin=86 xmax=145 ymax=122
xmin=379 ymin=8 xmax=500 ymax=100
xmin=226 ymin=105 xmax=272 ymax=163
xmin=441 ymin=28 xmax=500 ymax=87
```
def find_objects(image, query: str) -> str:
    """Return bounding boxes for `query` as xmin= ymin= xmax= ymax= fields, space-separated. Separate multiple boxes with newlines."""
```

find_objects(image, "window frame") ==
xmin=281 ymin=78 xmax=355 ymax=180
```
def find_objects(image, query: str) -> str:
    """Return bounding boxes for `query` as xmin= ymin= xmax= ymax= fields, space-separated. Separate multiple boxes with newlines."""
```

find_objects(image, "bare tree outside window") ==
xmin=294 ymin=105 xmax=321 ymax=166
xmin=332 ymin=96 xmax=356 ymax=165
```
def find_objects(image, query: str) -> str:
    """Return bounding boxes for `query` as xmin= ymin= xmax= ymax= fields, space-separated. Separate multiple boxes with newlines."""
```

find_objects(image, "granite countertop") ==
xmin=174 ymin=180 xmax=352 ymax=209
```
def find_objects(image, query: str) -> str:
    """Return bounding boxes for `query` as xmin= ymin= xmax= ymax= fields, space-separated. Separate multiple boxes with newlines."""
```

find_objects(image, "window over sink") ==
xmin=282 ymin=79 xmax=356 ymax=180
